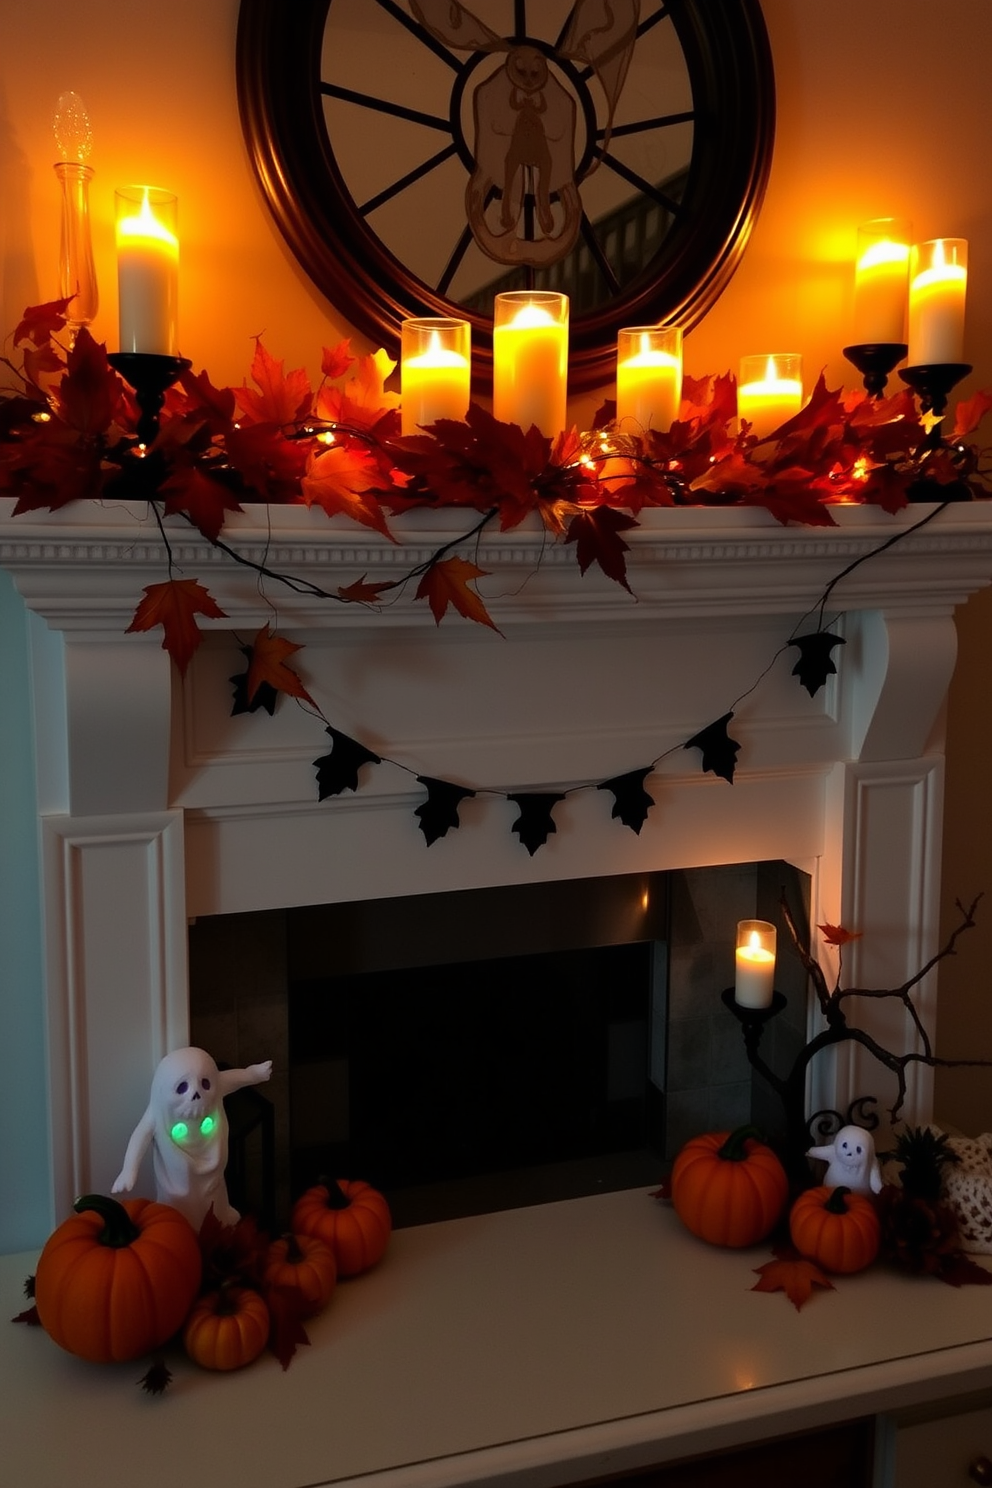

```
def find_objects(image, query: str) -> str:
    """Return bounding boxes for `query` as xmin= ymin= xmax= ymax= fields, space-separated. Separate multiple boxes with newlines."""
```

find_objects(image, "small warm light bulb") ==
xmin=511 ymin=302 xmax=555 ymax=329
xmin=53 ymin=91 xmax=93 ymax=163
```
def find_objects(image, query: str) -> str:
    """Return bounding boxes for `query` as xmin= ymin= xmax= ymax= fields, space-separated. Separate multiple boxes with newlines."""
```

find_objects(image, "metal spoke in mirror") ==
xmin=236 ymin=0 xmax=775 ymax=391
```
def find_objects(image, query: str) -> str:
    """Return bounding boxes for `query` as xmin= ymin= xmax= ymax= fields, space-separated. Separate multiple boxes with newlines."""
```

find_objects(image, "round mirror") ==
xmin=237 ymin=0 xmax=775 ymax=392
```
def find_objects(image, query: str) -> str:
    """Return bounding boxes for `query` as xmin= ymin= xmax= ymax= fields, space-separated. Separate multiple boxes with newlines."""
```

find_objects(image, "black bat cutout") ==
xmin=789 ymin=631 xmax=846 ymax=697
xmin=507 ymin=792 xmax=566 ymax=856
xmin=598 ymin=767 xmax=655 ymax=833
xmin=314 ymin=727 xmax=382 ymax=799
xmin=684 ymin=712 xmax=740 ymax=784
xmin=414 ymin=776 xmax=477 ymax=846
xmin=230 ymin=645 xmax=278 ymax=716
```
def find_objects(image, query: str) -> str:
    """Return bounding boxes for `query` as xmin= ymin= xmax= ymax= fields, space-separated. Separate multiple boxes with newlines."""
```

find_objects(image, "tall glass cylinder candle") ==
xmin=908 ymin=238 xmax=968 ymax=366
xmin=401 ymin=317 xmax=471 ymax=435
xmin=615 ymin=325 xmax=683 ymax=433
xmin=853 ymin=218 xmax=911 ymax=345
xmin=115 ymin=186 xmax=178 ymax=355
xmin=492 ymin=291 xmax=568 ymax=438
xmin=737 ymin=354 xmax=803 ymax=440
xmin=735 ymin=920 xmax=776 ymax=1009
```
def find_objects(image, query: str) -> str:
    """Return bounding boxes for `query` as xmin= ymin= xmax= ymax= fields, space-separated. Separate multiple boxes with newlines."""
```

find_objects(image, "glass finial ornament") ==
xmin=53 ymin=91 xmax=98 ymax=342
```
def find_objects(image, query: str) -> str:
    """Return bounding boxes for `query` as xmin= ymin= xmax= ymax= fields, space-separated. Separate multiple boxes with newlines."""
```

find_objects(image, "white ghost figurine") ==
xmin=806 ymin=1123 xmax=883 ymax=1195
xmin=112 ymin=1046 xmax=272 ymax=1233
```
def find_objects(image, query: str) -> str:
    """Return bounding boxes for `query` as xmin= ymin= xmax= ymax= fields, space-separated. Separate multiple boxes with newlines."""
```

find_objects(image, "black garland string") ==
xmin=228 ymin=501 xmax=953 ymax=854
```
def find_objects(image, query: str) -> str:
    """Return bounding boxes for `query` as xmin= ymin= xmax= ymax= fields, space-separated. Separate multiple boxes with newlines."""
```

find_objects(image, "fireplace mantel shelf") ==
xmin=2 ymin=1188 xmax=990 ymax=1488
xmin=3 ymin=498 xmax=992 ymax=632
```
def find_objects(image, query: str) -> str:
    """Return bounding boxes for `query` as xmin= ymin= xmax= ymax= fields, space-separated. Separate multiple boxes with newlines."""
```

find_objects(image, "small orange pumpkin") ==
xmin=789 ymin=1184 xmax=881 ymax=1273
xmin=34 ymin=1193 xmax=202 ymax=1363
xmin=670 ymin=1125 xmax=789 ymax=1248
xmin=291 ymin=1178 xmax=392 ymax=1276
xmin=183 ymin=1285 xmax=270 ymax=1370
xmin=262 ymin=1233 xmax=337 ymax=1317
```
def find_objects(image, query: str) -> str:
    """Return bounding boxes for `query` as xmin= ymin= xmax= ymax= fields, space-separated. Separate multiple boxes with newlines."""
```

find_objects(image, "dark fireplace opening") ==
xmin=188 ymin=862 xmax=810 ymax=1231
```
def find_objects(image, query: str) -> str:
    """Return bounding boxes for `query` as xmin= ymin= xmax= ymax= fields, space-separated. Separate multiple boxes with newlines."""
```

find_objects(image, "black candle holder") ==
xmin=898 ymin=360 xmax=972 ymax=420
xmin=108 ymin=351 xmax=191 ymax=446
xmin=721 ymin=986 xmax=879 ymax=1185
xmin=842 ymin=342 xmax=907 ymax=398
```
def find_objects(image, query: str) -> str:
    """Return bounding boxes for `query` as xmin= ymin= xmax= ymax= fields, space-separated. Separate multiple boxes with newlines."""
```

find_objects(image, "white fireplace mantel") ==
xmin=3 ymin=496 xmax=992 ymax=1217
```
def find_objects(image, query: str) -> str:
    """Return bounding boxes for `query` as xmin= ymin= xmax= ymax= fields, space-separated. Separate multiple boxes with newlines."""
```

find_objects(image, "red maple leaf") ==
xmin=224 ymin=420 xmax=309 ymax=499
xmin=415 ymin=556 xmax=499 ymax=630
xmin=235 ymin=339 xmax=312 ymax=428
xmin=245 ymin=624 xmax=315 ymax=707
xmin=742 ymin=470 xmax=839 ymax=527
xmin=301 ymin=442 xmax=395 ymax=538
xmin=265 ymin=1284 xmax=312 ymax=1370
xmin=952 ymin=389 xmax=992 ymax=439
xmin=22 ymin=339 xmax=66 ymax=392
xmin=7 ymin=421 xmax=106 ymax=511
xmin=752 ymin=1245 xmax=835 ymax=1310
xmin=565 ymin=506 xmax=639 ymax=591
xmin=176 ymin=366 xmax=237 ymax=434
xmin=321 ymin=339 xmax=355 ymax=381
xmin=817 ymin=922 xmax=863 ymax=946
xmin=160 ymin=467 xmax=243 ymax=542
xmin=55 ymin=329 xmax=124 ymax=435
xmin=13 ymin=297 xmax=73 ymax=347
xmin=126 ymin=578 xmax=227 ymax=676
xmin=338 ymin=574 xmax=397 ymax=605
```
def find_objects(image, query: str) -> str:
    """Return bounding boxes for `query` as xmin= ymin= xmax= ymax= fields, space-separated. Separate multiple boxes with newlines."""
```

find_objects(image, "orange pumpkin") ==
xmin=183 ymin=1285 xmax=270 ymax=1370
xmin=262 ymin=1233 xmax=337 ymax=1317
xmin=291 ymin=1178 xmax=392 ymax=1276
xmin=670 ymin=1126 xmax=789 ymax=1248
xmin=789 ymin=1184 xmax=881 ymax=1273
xmin=34 ymin=1193 xmax=202 ymax=1363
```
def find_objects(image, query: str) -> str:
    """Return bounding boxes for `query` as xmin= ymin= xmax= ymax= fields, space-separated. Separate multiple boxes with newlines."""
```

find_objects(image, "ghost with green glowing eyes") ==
xmin=112 ymin=1046 xmax=272 ymax=1232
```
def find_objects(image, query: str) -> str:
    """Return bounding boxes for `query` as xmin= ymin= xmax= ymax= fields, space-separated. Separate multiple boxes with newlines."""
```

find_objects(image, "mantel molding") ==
xmin=3 ymin=499 xmax=992 ymax=633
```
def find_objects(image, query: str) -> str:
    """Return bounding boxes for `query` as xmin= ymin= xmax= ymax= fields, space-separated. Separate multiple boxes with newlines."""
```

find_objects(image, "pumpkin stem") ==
xmin=824 ymin=1185 xmax=852 ymax=1213
xmin=317 ymin=1176 xmax=352 ymax=1210
xmin=73 ymin=1193 xmax=142 ymax=1248
xmin=716 ymin=1125 xmax=769 ymax=1162
xmin=285 ymin=1233 xmax=305 ymax=1263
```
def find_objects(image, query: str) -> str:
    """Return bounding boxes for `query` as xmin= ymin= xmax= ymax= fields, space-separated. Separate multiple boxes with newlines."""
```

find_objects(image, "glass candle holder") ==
xmin=400 ymin=317 xmax=471 ymax=435
xmin=737 ymin=354 xmax=803 ymax=441
xmin=615 ymin=326 xmax=683 ymax=433
xmin=735 ymin=920 xmax=777 ymax=1009
xmin=116 ymin=186 xmax=179 ymax=355
xmin=492 ymin=290 xmax=568 ymax=438
xmin=853 ymin=217 xmax=911 ymax=346
xmin=53 ymin=91 xmax=98 ymax=343
xmin=908 ymin=238 xmax=968 ymax=367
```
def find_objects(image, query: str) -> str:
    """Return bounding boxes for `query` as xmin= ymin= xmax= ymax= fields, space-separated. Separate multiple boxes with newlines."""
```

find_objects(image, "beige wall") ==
xmin=1 ymin=1 xmax=989 ymax=1127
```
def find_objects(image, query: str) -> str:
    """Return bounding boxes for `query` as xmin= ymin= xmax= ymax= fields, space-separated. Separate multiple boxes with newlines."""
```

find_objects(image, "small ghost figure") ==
xmin=112 ymin=1046 xmax=272 ymax=1233
xmin=806 ymin=1123 xmax=883 ymax=1195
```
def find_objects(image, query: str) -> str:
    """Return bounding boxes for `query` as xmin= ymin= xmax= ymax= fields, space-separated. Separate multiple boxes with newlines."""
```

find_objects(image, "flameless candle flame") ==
xmin=53 ymin=91 xmax=93 ymax=163
xmin=734 ymin=920 xmax=776 ymax=1008
xmin=400 ymin=317 xmax=471 ymax=435
xmin=908 ymin=237 xmax=968 ymax=366
xmin=493 ymin=291 xmax=568 ymax=438
xmin=116 ymin=186 xmax=179 ymax=355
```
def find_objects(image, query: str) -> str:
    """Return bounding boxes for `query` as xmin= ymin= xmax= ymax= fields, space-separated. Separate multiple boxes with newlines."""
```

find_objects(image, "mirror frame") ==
xmin=236 ymin=0 xmax=775 ymax=393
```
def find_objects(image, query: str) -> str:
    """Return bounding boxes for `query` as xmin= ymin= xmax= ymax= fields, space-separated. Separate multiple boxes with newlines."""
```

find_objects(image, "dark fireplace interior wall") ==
xmin=188 ymin=862 xmax=810 ymax=1229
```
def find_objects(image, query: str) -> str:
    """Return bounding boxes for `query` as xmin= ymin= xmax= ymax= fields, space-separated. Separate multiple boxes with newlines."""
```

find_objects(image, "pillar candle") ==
xmin=616 ymin=326 xmax=683 ymax=433
xmin=908 ymin=238 xmax=968 ymax=366
xmin=737 ymin=354 xmax=803 ymax=441
xmin=853 ymin=218 xmax=911 ymax=345
xmin=735 ymin=920 xmax=776 ymax=1009
xmin=401 ymin=318 xmax=471 ymax=435
xmin=115 ymin=186 xmax=178 ymax=355
xmin=492 ymin=291 xmax=568 ymax=438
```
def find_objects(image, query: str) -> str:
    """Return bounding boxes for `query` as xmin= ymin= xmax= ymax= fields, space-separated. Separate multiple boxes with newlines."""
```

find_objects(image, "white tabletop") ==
xmin=3 ymin=1187 xmax=991 ymax=1488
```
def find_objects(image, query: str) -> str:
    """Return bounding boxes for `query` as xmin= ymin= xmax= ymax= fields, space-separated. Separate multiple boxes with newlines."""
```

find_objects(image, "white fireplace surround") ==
xmin=3 ymin=497 xmax=992 ymax=1218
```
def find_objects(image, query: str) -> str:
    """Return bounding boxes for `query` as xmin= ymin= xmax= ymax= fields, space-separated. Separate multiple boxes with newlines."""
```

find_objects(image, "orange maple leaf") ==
xmin=415 ymin=556 xmax=500 ymax=631
xmin=235 ymin=339 xmax=312 ymax=428
xmin=321 ymin=340 xmax=354 ymax=381
xmin=300 ymin=443 xmax=395 ymax=539
xmin=338 ymin=574 xmax=396 ymax=605
xmin=752 ymin=1245 xmax=835 ymax=1310
xmin=952 ymin=389 xmax=992 ymax=439
xmin=817 ymin=922 xmax=863 ymax=946
xmin=126 ymin=578 xmax=226 ymax=676
xmin=315 ymin=349 xmax=400 ymax=431
xmin=245 ymin=625 xmax=315 ymax=707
